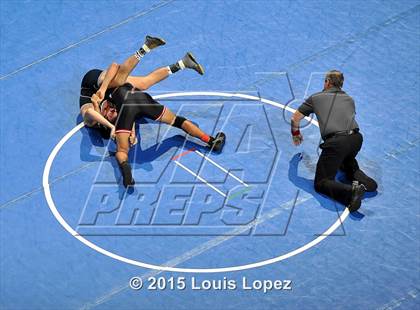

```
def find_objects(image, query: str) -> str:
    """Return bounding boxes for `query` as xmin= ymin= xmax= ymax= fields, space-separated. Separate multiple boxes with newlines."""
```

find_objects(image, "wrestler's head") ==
xmin=101 ymin=100 xmax=118 ymax=123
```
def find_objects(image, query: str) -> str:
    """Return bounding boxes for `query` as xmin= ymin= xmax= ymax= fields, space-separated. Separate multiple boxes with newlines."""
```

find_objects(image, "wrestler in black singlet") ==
xmin=79 ymin=69 xmax=103 ymax=108
xmin=79 ymin=71 xmax=165 ymax=138
xmin=79 ymin=69 xmax=115 ymax=139
xmin=106 ymin=83 xmax=166 ymax=134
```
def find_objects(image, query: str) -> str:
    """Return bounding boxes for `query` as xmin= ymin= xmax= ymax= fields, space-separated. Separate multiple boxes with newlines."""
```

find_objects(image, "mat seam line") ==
xmin=0 ymin=0 xmax=175 ymax=80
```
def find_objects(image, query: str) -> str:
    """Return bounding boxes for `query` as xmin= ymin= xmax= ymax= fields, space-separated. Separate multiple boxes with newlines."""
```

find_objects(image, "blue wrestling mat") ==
xmin=1 ymin=1 xmax=419 ymax=309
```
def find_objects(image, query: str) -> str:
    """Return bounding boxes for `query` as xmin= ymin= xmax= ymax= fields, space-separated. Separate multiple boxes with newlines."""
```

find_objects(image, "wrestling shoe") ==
xmin=144 ymin=35 xmax=166 ymax=50
xmin=208 ymin=132 xmax=226 ymax=153
xmin=181 ymin=52 xmax=205 ymax=75
xmin=119 ymin=161 xmax=135 ymax=188
xmin=348 ymin=181 xmax=366 ymax=212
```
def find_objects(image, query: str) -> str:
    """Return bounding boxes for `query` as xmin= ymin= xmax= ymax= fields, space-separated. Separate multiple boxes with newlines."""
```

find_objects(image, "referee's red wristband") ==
xmin=291 ymin=129 xmax=300 ymax=136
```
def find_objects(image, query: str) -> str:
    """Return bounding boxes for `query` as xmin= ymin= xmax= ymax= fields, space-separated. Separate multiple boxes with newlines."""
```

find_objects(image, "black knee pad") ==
xmin=119 ymin=161 xmax=135 ymax=187
xmin=173 ymin=116 xmax=187 ymax=129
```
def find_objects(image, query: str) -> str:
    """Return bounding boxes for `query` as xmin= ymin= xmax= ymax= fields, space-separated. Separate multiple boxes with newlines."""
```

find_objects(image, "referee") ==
xmin=291 ymin=70 xmax=377 ymax=212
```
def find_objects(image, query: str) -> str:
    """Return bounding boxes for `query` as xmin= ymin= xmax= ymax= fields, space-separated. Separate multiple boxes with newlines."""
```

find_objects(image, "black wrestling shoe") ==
xmin=208 ymin=132 xmax=226 ymax=153
xmin=182 ymin=52 xmax=205 ymax=75
xmin=119 ymin=161 xmax=135 ymax=188
xmin=348 ymin=181 xmax=366 ymax=212
xmin=144 ymin=35 xmax=166 ymax=50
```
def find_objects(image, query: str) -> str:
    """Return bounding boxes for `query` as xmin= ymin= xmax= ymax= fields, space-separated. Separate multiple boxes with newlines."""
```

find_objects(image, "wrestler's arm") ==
xmin=94 ymin=62 xmax=120 ymax=103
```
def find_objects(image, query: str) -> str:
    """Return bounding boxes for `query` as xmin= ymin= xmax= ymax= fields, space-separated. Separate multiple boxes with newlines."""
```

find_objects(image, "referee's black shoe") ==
xmin=119 ymin=161 xmax=135 ymax=188
xmin=144 ymin=35 xmax=166 ymax=50
xmin=348 ymin=181 xmax=366 ymax=212
xmin=208 ymin=132 xmax=225 ymax=153
xmin=353 ymin=169 xmax=378 ymax=192
xmin=182 ymin=52 xmax=205 ymax=75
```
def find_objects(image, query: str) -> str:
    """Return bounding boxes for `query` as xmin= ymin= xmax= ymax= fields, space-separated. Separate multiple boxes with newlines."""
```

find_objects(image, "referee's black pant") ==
xmin=314 ymin=132 xmax=363 ymax=206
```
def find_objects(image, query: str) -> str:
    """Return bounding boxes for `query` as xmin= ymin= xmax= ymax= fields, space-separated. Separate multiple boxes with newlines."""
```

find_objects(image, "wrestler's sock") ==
xmin=167 ymin=52 xmax=204 ymax=75
xmin=168 ymin=61 xmax=185 ymax=74
xmin=135 ymin=35 xmax=166 ymax=60
xmin=200 ymin=134 xmax=214 ymax=144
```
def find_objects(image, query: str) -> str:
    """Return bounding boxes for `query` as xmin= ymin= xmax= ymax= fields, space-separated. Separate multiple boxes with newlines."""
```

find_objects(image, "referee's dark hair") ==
xmin=325 ymin=70 xmax=344 ymax=88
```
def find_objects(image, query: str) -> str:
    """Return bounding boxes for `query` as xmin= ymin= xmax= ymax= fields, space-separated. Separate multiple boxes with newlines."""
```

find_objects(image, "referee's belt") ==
xmin=324 ymin=128 xmax=359 ymax=140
